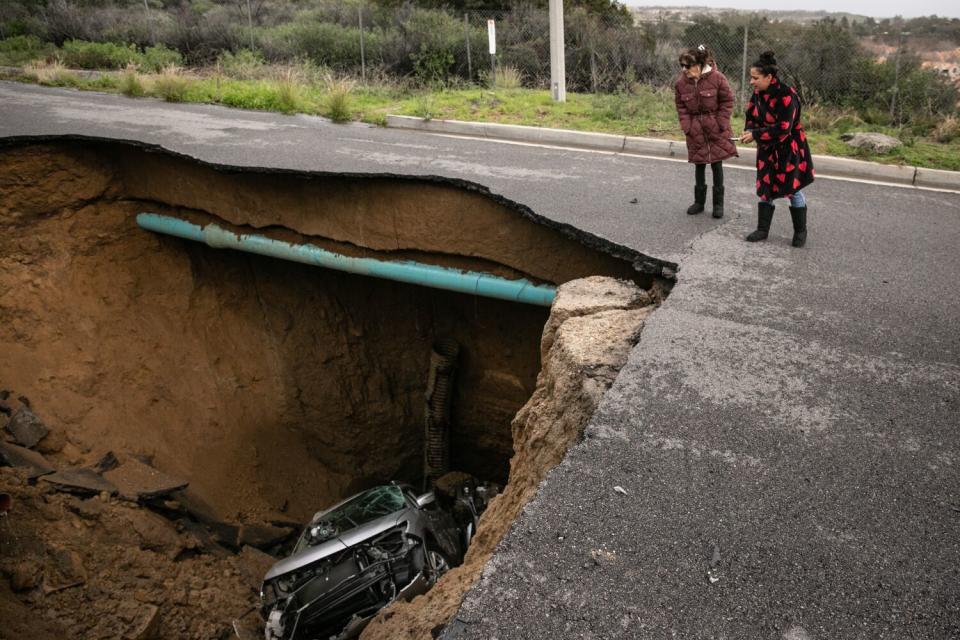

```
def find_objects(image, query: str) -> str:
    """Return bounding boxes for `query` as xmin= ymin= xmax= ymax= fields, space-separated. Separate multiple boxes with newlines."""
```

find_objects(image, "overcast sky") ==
xmin=623 ymin=2 xmax=960 ymax=19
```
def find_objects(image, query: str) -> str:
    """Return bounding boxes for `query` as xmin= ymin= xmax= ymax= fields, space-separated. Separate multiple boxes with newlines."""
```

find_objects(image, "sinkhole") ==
xmin=0 ymin=138 xmax=671 ymax=638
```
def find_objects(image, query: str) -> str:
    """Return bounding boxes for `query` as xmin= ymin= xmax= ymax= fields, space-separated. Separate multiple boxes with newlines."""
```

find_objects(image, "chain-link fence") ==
xmin=2 ymin=0 xmax=957 ymax=121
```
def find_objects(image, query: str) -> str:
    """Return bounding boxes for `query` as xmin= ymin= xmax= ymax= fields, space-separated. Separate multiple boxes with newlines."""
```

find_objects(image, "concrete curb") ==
xmin=386 ymin=115 xmax=960 ymax=191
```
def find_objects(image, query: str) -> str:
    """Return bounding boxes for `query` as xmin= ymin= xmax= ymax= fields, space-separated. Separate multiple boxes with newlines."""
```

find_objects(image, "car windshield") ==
xmin=294 ymin=485 xmax=407 ymax=553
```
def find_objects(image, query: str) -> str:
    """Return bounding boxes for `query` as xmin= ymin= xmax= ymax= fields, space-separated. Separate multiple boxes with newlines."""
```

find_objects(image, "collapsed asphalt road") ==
xmin=2 ymin=82 xmax=959 ymax=638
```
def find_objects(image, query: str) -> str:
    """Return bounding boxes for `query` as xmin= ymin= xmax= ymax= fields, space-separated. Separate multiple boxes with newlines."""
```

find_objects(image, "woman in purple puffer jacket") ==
xmin=674 ymin=45 xmax=738 ymax=218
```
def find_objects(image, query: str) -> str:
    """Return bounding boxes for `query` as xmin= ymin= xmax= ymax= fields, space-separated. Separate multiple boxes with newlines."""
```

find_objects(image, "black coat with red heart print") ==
xmin=745 ymin=77 xmax=814 ymax=202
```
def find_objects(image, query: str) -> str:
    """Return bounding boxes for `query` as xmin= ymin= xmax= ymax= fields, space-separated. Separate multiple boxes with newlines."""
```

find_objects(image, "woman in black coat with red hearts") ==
xmin=739 ymin=51 xmax=814 ymax=247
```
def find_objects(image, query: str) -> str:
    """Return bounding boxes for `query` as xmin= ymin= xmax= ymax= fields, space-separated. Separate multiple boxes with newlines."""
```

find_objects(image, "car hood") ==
xmin=264 ymin=510 xmax=409 ymax=582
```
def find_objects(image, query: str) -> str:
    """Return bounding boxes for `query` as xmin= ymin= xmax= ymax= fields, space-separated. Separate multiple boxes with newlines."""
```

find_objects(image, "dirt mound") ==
xmin=0 ymin=463 xmax=265 ymax=639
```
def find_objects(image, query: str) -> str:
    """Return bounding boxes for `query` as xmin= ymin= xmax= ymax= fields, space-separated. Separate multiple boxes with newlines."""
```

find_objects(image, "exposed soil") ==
xmin=0 ymin=139 xmax=661 ymax=639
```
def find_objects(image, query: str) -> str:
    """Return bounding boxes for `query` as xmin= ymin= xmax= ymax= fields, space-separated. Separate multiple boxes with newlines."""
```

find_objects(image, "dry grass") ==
xmin=493 ymin=65 xmax=523 ymax=90
xmin=273 ymin=67 xmax=302 ymax=114
xmin=119 ymin=64 xmax=144 ymax=97
xmin=151 ymin=64 xmax=189 ymax=102
xmin=933 ymin=115 xmax=959 ymax=143
xmin=22 ymin=60 xmax=77 ymax=86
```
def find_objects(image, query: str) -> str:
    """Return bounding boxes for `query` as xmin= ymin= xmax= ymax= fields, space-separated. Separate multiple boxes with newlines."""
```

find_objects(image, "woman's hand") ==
xmin=739 ymin=131 xmax=755 ymax=144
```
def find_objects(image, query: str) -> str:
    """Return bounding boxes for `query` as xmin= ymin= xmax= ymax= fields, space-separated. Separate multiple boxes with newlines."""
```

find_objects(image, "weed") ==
xmin=152 ymin=65 xmax=188 ymax=102
xmin=411 ymin=93 xmax=435 ymax=120
xmin=23 ymin=60 xmax=78 ymax=86
xmin=932 ymin=116 xmax=959 ymax=144
xmin=323 ymin=73 xmax=356 ymax=123
xmin=273 ymin=68 xmax=302 ymax=114
xmin=119 ymin=65 xmax=145 ymax=97
xmin=493 ymin=65 xmax=523 ymax=90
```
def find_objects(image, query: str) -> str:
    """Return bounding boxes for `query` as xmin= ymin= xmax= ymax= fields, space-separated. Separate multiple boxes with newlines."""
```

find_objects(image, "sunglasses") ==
xmin=680 ymin=64 xmax=692 ymax=69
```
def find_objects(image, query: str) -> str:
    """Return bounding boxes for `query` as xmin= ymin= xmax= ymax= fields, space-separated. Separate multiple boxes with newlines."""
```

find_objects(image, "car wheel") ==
xmin=425 ymin=546 xmax=451 ymax=585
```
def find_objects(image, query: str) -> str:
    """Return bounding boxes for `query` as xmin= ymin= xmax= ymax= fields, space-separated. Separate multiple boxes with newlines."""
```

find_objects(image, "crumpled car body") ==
xmin=260 ymin=483 xmax=466 ymax=640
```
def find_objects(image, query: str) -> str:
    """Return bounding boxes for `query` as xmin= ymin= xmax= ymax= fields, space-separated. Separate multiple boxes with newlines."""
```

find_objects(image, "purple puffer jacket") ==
xmin=674 ymin=67 xmax=738 ymax=164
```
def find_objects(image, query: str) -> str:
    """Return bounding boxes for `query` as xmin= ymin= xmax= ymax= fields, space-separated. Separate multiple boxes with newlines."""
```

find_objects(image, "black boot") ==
xmin=711 ymin=185 xmax=724 ymax=219
xmin=789 ymin=205 xmax=807 ymax=248
xmin=687 ymin=185 xmax=707 ymax=215
xmin=746 ymin=202 xmax=774 ymax=242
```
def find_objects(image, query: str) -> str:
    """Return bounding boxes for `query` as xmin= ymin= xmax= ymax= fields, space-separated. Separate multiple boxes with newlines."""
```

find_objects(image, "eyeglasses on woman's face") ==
xmin=680 ymin=64 xmax=692 ymax=69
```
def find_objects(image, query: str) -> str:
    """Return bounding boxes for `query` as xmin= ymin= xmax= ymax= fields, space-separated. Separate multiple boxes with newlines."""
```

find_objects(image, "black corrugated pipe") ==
xmin=424 ymin=339 xmax=460 ymax=487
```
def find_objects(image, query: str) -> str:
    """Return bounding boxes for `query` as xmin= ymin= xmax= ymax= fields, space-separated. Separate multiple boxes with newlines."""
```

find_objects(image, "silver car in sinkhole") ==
xmin=260 ymin=482 xmax=477 ymax=640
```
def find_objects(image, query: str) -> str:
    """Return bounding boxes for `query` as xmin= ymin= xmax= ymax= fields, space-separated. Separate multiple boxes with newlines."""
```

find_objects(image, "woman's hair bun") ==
xmin=759 ymin=50 xmax=777 ymax=65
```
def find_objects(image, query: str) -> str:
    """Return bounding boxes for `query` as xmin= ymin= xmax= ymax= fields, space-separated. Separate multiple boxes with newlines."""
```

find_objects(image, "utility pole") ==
xmin=549 ymin=0 xmax=566 ymax=102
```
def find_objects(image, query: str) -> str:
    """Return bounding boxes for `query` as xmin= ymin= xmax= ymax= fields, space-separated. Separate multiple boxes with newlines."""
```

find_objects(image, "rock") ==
xmin=35 ymin=429 xmax=66 ymax=455
xmin=540 ymin=276 xmax=651 ymax=362
xmin=42 ymin=549 xmax=87 ymax=594
xmin=0 ymin=390 xmax=27 ymax=417
xmin=841 ymin=132 xmax=901 ymax=153
xmin=92 ymin=451 xmax=119 ymax=474
xmin=238 ymin=522 xmax=294 ymax=550
xmin=237 ymin=545 xmax=277 ymax=591
xmin=41 ymin=469 xmax=117 ymax=496
xmin=10 ymin=560 xmax=43 ymax=592
xmin=65 ymin=496 xmax=106 ymax=521
xmin=103 ymin=456 xmax=188 ymax=502
xmin=126 ymin=510 xmax=184 ymax=557
xmin=0 ymin=441 xmax=55 ymax=478
xmin=125 ymin=603 xmax=160 ymax=639
xmin=5 ymin=406 xmax=49 ymax=449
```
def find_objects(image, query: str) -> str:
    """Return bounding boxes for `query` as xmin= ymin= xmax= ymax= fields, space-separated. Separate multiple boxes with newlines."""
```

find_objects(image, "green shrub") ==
xmin=217 ymin=49 xmax=266 ymax=79
xmin=141 ymin=44 xmax=182 ymax=73
xmin=60 ymin=40 xmax=140 ymax=69
xmin=260 ymin=22 xmax=380 ymax=70
xmin=411 ymin=45 xmax=454 ymax=87
xmin=0 ymin=35 xmax=54 ymax=66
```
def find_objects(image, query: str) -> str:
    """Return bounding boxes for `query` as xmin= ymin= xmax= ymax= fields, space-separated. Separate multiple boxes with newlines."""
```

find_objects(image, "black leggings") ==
xmin=695 ymin=161 xmax=724 ymax=188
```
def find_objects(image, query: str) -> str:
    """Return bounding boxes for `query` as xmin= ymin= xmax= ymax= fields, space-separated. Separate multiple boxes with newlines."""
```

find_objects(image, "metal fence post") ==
xmin=741 ymin=24 xmax=749 ymax=108
xmin=464 ymin=13 xmax=472 ymax=82
xmin=358 ymin=4 xmax=366 ymax=83
xmin=889 ymin=31 xmax=909 ymax=122
xmin=245 ymin=0 xmax=255 ymax=51
xmin=487 ymin=19 xmax=496 ymax=87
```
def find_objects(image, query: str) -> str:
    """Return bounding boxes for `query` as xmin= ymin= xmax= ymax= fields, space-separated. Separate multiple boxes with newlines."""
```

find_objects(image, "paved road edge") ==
xmin=385 ymin=115 xmax=960 ymax=192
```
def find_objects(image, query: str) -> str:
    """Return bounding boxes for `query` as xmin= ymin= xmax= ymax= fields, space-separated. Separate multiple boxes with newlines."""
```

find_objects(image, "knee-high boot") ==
xmin=687 ymin=185 xmax=707 ymax=215
xmin=789 ymin=205 xmax=807 ymax=248
xmin=746 ymin=202 xmax=774 ymax=242
xmin=712 ymin=185 xmax=724 ymax=219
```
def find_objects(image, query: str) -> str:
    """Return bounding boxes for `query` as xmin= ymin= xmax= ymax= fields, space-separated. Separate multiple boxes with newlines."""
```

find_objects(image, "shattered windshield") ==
xmin=294 ymin=485 xmax=407 ymax=553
